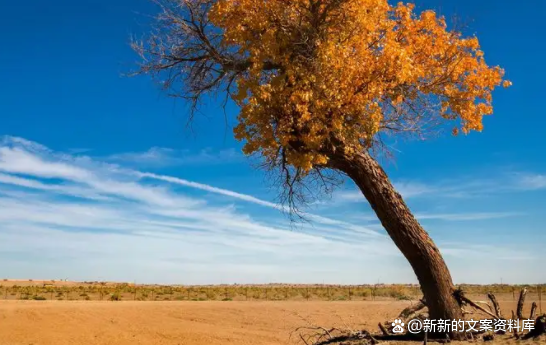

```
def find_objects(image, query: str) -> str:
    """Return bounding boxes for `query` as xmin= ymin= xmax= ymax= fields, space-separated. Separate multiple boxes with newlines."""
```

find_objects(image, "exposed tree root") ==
xmin=530 ymin=302 xmax=538 ymax=320
xmin=454 ymin=290 xmax=499 ymax=320
xmin=301 ymin=328 xmax=466 ymax=345
xmin=297 ymin=325 xmax=543 ymax=345
xmin=294 ymin=327 xmax=380 ymax=345
xmin=486 ymin=293 xmax=502 ymax=318
xmin=294 ymin=289 xmax=546 ymax=344
xmin=380 ymin=299 xmax=427 ymax=333
xmin=377 ymin=322 xmax=389 ymax=336
xmin=517 ymin=288 xmax=528 ymax=320
xmin=521 ymin=314 xmax=546 ymax=339
xmin=398 ymin=299 xmax=427 ymax=320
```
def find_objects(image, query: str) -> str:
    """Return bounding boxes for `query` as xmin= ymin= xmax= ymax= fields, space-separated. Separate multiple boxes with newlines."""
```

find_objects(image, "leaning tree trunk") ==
xmin=328 ymin=150 xmax=463 ymax=331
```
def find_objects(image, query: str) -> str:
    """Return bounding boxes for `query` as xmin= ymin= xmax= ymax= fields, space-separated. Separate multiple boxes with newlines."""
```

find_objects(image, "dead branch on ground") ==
xmin=454 ymin=290 xmax=500 ymax=320
xmin=530 ymin=302 xmax=537 ymax=320
xmin=294 ymin=289 xmax=546 ymax=345
xmin=517 ymin=288 xmax=528 ymax=319
xmin=487 ymin=293 xmax=502 ymax=318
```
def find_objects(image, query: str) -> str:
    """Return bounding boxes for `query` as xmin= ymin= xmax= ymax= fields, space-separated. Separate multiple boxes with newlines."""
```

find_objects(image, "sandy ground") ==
xmin=1 ymin=299 xmax=544 ymax=345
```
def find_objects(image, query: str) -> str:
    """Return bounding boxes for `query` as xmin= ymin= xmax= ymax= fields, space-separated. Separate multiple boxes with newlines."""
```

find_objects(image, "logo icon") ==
xmin=392 ymin=319 xmax=405 ymax=333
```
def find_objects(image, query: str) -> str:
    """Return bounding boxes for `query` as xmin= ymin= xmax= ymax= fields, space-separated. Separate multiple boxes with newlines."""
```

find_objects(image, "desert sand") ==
xmin=1 ymin=297 xmax=544 ymax=345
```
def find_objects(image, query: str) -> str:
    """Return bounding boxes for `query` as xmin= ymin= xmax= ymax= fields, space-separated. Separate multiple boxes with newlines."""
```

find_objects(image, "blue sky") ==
xmin=0 ymin=0 xmax=544 ymax=285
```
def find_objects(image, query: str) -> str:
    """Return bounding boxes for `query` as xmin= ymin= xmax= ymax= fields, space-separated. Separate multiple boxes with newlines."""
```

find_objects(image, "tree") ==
xmin=132 ymin=0 xmax=510 ymax=336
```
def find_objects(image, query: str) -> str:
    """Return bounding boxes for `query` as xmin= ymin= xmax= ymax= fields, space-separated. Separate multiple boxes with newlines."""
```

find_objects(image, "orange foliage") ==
xmin=208 ymin=0 xmax=509 ymax=172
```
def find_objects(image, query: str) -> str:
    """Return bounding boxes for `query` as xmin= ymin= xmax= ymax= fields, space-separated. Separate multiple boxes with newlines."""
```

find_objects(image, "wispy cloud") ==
xmin=0 ymin=136 xmax=541 ymax=284
xmin=415 ymin=212 xmax=523 ymax=221
xmin=333 ymin=171 xmax=546 ymax=205
xmin=104 ymin=147 xmax=242 ymax=168
xmin=0 ymin=136 xmax=397 ymax=283
xmin=440 ymin=242 xmax=535 ymax=261
xmin=513 ymin=173 xmax=546 ymax=191
xmin=139 ymin=172 xmax=280 ymax=209
xmin=351 ymin=211 xmax=523 ymax=223
xmin=395 ymin=181 xmax=437 ymax=198
xmin=335 ymin=181 xmax=435 ymax=203
xmin=137 ymin=172 xmax=383 ymax=237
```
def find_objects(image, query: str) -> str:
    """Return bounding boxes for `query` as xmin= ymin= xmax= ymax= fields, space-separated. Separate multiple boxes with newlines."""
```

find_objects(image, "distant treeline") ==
xmin=2 ymin=281 xmax=543 ymax=302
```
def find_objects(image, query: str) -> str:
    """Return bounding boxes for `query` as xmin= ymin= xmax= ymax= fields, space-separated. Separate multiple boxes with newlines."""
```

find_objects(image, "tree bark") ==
xmin=517 ymin=288 xmax=527 ymax=320
xmin=328 ymin=151 xmax=463 ymax=329
xmin=398 ymin=298 xmax=427 ymax=320
xmin=487 ymin=293 xmax=503 ymax=318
